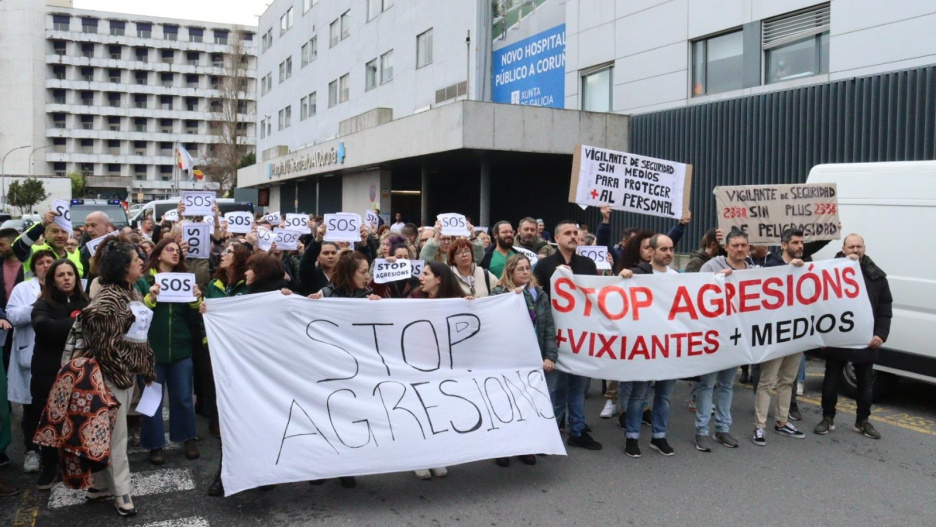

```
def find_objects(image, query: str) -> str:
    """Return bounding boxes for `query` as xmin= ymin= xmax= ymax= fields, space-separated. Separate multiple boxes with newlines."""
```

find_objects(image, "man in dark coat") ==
xmin=814 ymin=234 xmax=892 ymax=439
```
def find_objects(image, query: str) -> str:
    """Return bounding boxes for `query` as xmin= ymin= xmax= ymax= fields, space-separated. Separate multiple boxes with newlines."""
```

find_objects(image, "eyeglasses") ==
xmin=455 ymin=249 xmax=472 ymax=256
xmin=222 ymin=249 xmax=234 ymax=255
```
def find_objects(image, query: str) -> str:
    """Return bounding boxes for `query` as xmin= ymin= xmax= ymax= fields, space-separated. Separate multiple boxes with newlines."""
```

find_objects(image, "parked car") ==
xmin=0 ymin=214 xmax=43 ymax=233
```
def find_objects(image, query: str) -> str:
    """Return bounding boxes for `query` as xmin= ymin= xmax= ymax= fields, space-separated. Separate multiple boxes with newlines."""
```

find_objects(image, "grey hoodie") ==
xmin=699 ymin=255 xmax=750 ymax=273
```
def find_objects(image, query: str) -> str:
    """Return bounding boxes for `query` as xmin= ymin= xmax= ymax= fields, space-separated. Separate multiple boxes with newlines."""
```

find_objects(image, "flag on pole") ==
xmin=177 ymin=143 xmax=195 ymax=181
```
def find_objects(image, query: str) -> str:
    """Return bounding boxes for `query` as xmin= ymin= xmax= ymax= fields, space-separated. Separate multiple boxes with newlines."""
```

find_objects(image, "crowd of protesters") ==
xmin=0 ymin=199 xmax=891 ymax=517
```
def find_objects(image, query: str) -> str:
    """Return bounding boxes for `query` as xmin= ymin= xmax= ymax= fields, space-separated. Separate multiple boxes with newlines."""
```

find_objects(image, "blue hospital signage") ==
xmin=492 ymin=24 xmax=565 ymax=108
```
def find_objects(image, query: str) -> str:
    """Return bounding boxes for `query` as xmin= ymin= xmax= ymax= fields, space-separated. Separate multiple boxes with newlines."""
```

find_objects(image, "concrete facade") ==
xmin=0 ymin=0 xmax=258 ymax=204
xmin=563 ymin=0 xmax=936 ymax=115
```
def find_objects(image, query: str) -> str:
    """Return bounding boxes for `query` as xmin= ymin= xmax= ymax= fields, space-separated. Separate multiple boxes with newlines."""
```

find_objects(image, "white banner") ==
xmin=203 ymin=293 xmax=566 ymax=495
xmin=570 ymin=145 xmax=690 ymax=220
xmin=284 ymin=213 xmax=311 ymax=233
xmin=373 ymin=258 xmax=413 ymax=284
xmin=576 ymin=245 xmax=611 ymax=270
xmin=180 ymin=191 xmax=215 ymax=217
xmin=437 ymin=213 xmax=469 ymax=237
xmin=550 ymin=260 xmax=873 ymax=381
xmin=52 ymin=199 xmax=73 ymax=233
xmin=323 ymin=213 xmax=362 ymax=243
xmin=182 ymin=223 xmax=210 ymax=259
xmin=155 ymin=273 xmax=197 ymax=303
xmin=224 ymin=211 xmax=253 ymax=234
xmin=273 ymin=228 xmax=301 ymax=251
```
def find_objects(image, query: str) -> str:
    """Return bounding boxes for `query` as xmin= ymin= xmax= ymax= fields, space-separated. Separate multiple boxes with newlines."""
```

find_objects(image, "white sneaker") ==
xmin=23 ymin=451 xmax=40 ymax=473
xmin=429 ymin=467 xmax=448 ymax=478
xmin=413 ymin=469 xmax=432 ymax=480
xmin=796 ymin=382 xmax=804 ymax=396
xmin=599 ymin=399 xmax=615 ymax=419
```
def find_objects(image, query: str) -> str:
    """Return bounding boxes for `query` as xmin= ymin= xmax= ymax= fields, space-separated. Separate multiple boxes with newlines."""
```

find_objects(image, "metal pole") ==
xmin=466 ymin=30 xmax=471 ymax=101
xmin=28 ymin=145 xmax=52 ymax=176
xmin=1 ymin=145 xmax=31 ymax=213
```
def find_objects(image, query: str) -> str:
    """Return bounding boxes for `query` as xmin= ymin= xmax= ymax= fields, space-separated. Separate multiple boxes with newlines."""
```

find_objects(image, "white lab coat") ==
xmin=6 ymin=279 xmax=40 ymax=404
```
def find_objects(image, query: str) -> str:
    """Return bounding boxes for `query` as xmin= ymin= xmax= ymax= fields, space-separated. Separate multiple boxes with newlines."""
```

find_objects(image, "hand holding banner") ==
xmin=155 ymin=273 xmax=197 ymax=303
xmin=713 ymin=183 xmax=840 ymax=243
xmin=51 ymin=199 xmax=73 ymax=233
xmin=372 ymin=258 xmax=413 ymax=283
xmin=182 ymin=223 xmax=210 ymax=259
xmin=323 ymin=213 xmax=362 ymax=243
xmin=273 ymin=229 xmax=300 ymax=251
xmin=576 ymin=245 xmax=611 ymax=270
xmin=438 ymin=213 xmax=469 ymax=237
xmin=181 ymin=192 xmax=215 ymax=217
xmin=225 ymin=211 xmax=253 ymax=234
xmin=284 ymin=213 xmax=311 ymax=233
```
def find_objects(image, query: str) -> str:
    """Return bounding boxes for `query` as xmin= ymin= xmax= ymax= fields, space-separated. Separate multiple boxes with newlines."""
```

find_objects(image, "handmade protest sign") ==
xmin=263 ymin=211 xmax=281 ymax=225
xmin=372 ymin=258 xmax=413 ymax=284
xmin=162 ymin=209 xmax=179 ymax=222
xmin=569 ymin=145 xmax=691 ymax=220
xmin=52 ymin=199 xmax=73 ymax=233
xmin=713 ymin=183 xmax=840 ymax=244
xmin=438 ymin=213 xmax=468 ymax=237
xmin=274 ymin=229 xmax=300 ymax=251
xmin=85 ymin=231 xmax=117 ymax=256
xmin=550 ymin=260 xmax=872 ymax=382
xmin=575 ymin=245 xmax=611 ymax=270
xmin=202 ymin=293 xmax=566 ymax=495
xmin=410 ymin=259 xmax=425 ymax=278
xmin=256 ymin=227 xmax=274 ymax=252
xmin=180 ymin=191 xmax=215 ymax=217
xmin=182 ymin=223 xmax=210 ymax=259
xmin=364 ymin=209 xmax=380 ymax=231
xmin=323 ymin=213 xmax=361 ymax=243
xmin=284 ymin=213 xmax=310 ymax=233
xmin=155 ymin=273 xmax=197 ymax=303
xmin=204 ymin=215 xmax=214 ymax=227
xmin=224 ymin=211 xmax=253 ymax=234
xmin=514 ymin=247 xmax=539 ymax=268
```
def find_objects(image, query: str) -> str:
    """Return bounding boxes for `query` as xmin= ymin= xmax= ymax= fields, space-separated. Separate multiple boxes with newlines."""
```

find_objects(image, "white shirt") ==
xmin=390 ymin=222 xmax=406 ymax=233
xmin=653 ymin=267 xmax=678 ymax=275
xmin=6 ymin=279 xmax=41 ymax=404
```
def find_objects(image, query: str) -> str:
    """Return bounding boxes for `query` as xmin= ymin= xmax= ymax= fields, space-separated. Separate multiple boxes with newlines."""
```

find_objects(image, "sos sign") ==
xmin=180 ymin=191 xmax=215 ymax=216
xmin=182 ymin=223 xmax=209 ymax=259
xmin=438 ymin=213 xmax=467 ymax=237
xmin=155 ymin=272 xmax=197 ymax=303
xmin=576 ymin=245 xmax=611 ymax=270
xmin=273 ymin=229 xmax=300 ymax=250
xmin=224 ymin=211 xmax=253 ymax=233
xmin=52 ymin=199 xmax=73 ymax=233
xmin=323 ymin=213 xmax=362 ymax=243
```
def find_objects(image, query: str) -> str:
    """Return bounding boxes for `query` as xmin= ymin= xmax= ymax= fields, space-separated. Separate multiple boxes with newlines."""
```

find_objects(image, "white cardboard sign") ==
xmin=437 ymin=213 xmax=469 ymax=237
xmin=410 ymin=259 xmax=425 ymax=278
xmin=256 ymin=227 xmax=274 ymax=252
xmin=181 ymin=191 xmax=215 ymax=217
xmin=162 ymin=209 xmax=179 ymax=223
xmin=225 ymin=211 xmax=253 ymax=234
xmin=576 ymin=245 xmax=611 ymax=270
xmin=284 ymin=214 xmax=311 ymax=233
xmin=262 ymin=211 xmax=281 ymax=225
xmin=364 ymin=209 xmax=380 ymax=230
xmin=85 ymin=231 xmax=117 ymax=256
xmin=273 ymin=229 xmax=301 ymax=251
xmin=52 ymin=199 xmax=73 ymax=233
xmin=155 ymin=272 xmax=198 ymax=303
xmin=323 ymin=213 xmax=362 ymax=243
xmin=182 ymin=223 xmax=210 ymax=259
xmin=372 ymin=258 xmax=413 ymax=284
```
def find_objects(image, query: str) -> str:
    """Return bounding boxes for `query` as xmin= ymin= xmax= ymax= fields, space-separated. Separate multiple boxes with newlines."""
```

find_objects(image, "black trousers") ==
xmin=821 ymin=357 xmax=873 ymax=423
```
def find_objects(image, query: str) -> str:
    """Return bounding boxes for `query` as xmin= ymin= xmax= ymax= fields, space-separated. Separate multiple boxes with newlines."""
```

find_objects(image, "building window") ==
xmin=81 ymin=67 xmax=94 ymax=82
xmin=109 ymin=45 xmax=122 ymax=59
xmin=260 ymin=118 xmax=267 ymax=139
xmin=380 ymin=50 xmax=393 ymax=84
xmin=134 ymin=118 xmax=147 ymax=132
xmin=161 ymin=49 xmax=175 ymax=64
xmin=107 ymin=140 xmax=120 ymax=154
xmin=135 ymin=47 xmax=148 ymax=62
xmin=52 ymin=89 xmax=66 ymax=104
xmin=108 ymin=116 xmax=121 ymax=130
xmin=109 ymin=20 xmax=124 ymax=36
xmin=365 ymin=59 xmax=378 ymax=91
xmin=340 ymin=10 xmax=351 ymax=39
xmin=330 ymin=19 xmax=340 ymax=48
xmin=581 ymin=65 xmax=612 ymax=112
xmin=80 ymin=91 xmax=94 ymax=106
xmin=189 ymin=27 xmax=203 ymax=43
xmin=53 ymin=15 xmax=70 ymax=32
xmin=54 ymin=162 xmax=66 ymax=176
xmin=107 ymin=93 xmax=121 ymax=108
xmin=260 ymin=73 xmax=271 ymax=95
xmin=135 ymin=71 xmax=148 ymax=85
xmin=134 ymin=94 xmax=147 ymax=109
xmin=212 ymin=53 xmax=223 ymax=67
xmin=280 ymin=7 xmax=294 ymax=36
xmin=309 ymin=91 xmax=317 ymax=117
xmin=301 ymin=42 xmax=310 ymax=67
xmin=300 ymin=96 xmax=309 ymax=120
xmin=303 ymin=0 xmax=313 ymax=14
xmin=309 ymin=36 xmax=318 ymax=61
xmin=214 ymin=30 xmax=228 ymax=45
xmin=81 ymin=43 xmax=95 ymax=58
xmin=137 ymin=23 xmax=151 ymax=39
xmin=109 ymin=69 xmax=121 ymax=83
xmin=691 ymin=30 xmax=743 ymax=96
xmin=285 ymin=106 xmax=291 ymax=128
xmin=52 ymin=65 xmax=65 ymax=80
xmin=186 ymin=97 xmax=198 ymax=111
xmin=262 ymin=29 xmax=273 ymax=53
xmin=328 ymin=79 xmax=338 ymax=108
xmin=82 ymin=18 xmax=98 ymax=34
xmin=52 ymin=114 xmax=66 ymax=129
xmin=80 ymin=117 xmax=94 ymax=131
xmin=383 ymin=0 xmax=393 ymax=11
xmin=164 ymin=25 xmax=178 ymax=40
xmin=161 ymin=72 xmax=174 ymax=87
xmin=763 ymin=4 xmax=830 ymax=84
xmin=416 ymin=29 xmax=433 ymax=68
xmin=53 ymin=41 xmax=66 ymax=56
xmin=279 ymin=57 xmax=292 ymax=83
xmin=367 ymin=0 xmax=381 ymax=22
xmin=339 ymin=73 xmax=349 ymax=102
xmin=160 ymin=118 xmax=173 ymax=132
xmin=278 ymin=107 xmax=291 ymax=130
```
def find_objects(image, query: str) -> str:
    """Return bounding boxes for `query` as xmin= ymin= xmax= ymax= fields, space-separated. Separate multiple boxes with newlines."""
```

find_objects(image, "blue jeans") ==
xmin=797 ymin=354 xmax=807 ymax=384
xmin=140 ymin=357 xmax=197 ymax=449
xmin=625 ymin=380 xmax=676 ymax=439
xmin=546 ymin=370 xmax=587 ymax=436
xmin=618 ymin=381 xmax=652 ymax=413
xmin=694 ymin=367 xmax=736 ymax=436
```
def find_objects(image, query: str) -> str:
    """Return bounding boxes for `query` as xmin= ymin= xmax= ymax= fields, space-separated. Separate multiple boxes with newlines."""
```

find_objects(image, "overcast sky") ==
xmin=74 ymin=0 xmax=266 ymax=27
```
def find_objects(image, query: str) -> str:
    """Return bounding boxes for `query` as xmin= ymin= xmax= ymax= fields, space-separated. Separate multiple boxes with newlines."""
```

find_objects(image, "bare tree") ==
xmin=204 ymin=30 xmax=254 ymax=196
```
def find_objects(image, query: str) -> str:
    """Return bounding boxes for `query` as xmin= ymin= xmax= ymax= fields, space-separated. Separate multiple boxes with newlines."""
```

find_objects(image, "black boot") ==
xmin=207 ymin=466 xmax=224 ymax=497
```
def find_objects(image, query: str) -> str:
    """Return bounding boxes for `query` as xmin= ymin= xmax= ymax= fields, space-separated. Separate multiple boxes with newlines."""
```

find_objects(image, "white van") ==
xmin=807 ymin=161 xmax=936 ymax=398
xmin=129 ymin=197 xmax=254 ymax=227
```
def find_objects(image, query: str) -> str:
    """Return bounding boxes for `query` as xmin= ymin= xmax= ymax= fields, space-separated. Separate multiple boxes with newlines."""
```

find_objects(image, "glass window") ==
xmin=383 ymin=0 xmax=393 ymax=10
xmin=330 ymin=19 xmax=340 ymax=48
xmin=380 ymin=50 xmax=393 ymax=84
xmin=214 ymin=30 xmax=228 ymax=45
xmin=367 ymin=0 xmax=381 ymax=21
xmin=53 ymin=15 xmax=70 ymax=32
xmin=303 ymin=0 xmax=313 ymax=13
xmin=328 ymin=80 xmax=338 ymax=108
xmin=691 ymin=30 xmax=743 ymax=96
xmin=365 ymin=59 xmax=377 ymax=91
xmin=417 ymin=29 xmax=433 ymax=68
xmin=309 ymin=92 xmax=317 ymax=116
xmin=164 ymin=25 xmax=178 ymax=40
xmin=339 ymin=74 xmax=349 ymax=102
xmin=109 ymin=20 xmax=125 ymax=36
xmin=301 ymin=42 xmax=310 ymax=67
xmin=137 ymin=23 xmax=151 ymax=39
xmin=581 ymin=66 xmax=612 ymax=112
xmin=301 ymin=96 xmax=308 ymax=120
xmin=81 ymin=18 xmax=98 ymax=34
xmin=310 ymin=36 xmax=318 ymax=60
xmin=340 ymin=11 xmax=350 ymax=39
xmin=763 ymin=4 xmax=830 ymax=84
xmin=189 ymin=27 xmax=203 ymax=43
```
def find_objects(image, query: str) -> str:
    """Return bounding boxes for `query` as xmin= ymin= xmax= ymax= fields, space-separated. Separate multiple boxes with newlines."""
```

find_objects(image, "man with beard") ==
xmin=514 ymin=217 xmax=555 ymax=259
xmin=480 ymin=221 xmax=517 ymax=278
xmin=815 ymin=234 xmax=891 ymax=440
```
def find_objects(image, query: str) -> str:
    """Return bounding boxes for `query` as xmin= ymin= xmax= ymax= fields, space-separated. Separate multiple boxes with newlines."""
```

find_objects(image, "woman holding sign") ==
xmin=448 ymin=239 xmax=498 ymax=298
xmin=134 ymin=239 xmax=204 ymax=466
xmin=310 ymin=250 xmax=380 ymax=300
xmin=81 ymin=239 xmax=157 ymax=517
xmin=29 ymin=259 xmax=89 ymax=490
xmin=490 ymin=254 xmax=556 ymax=468
xmin=370 ymin=243 xmax=421 ymax=299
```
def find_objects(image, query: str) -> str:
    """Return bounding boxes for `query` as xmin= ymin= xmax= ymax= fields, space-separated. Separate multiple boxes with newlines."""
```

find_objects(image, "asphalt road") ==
xmin=4 ymin=357 xmax=934 ymax=527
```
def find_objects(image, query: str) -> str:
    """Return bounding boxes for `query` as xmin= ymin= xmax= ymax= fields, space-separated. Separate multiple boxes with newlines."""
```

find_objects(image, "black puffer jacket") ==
xmin=824 ymin=254 xmax=893 ymax=364
xmin=31 ymin=291 xmax=90 ymax=377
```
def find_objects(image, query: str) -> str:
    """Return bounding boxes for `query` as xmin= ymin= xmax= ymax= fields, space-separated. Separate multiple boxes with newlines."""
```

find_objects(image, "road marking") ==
xmin=48 ymin=468 xmax=195 ymax=509
xmin=11 ymin=489 xmax=39 ymax=527
xmin=139 ymin=517 xmax=211 ymax=527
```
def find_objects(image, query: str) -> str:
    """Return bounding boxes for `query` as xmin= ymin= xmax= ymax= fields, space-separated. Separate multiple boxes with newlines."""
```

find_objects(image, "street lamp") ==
xmin=28 ymin=145 xmax=53 ymax=176
xmin=1 ymin=145 xmax=31 ymax=213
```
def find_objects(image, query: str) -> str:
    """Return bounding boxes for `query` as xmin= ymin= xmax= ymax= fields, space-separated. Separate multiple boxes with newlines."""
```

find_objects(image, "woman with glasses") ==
xmin=419 ymin=219 xmax=483 ymax=265
xmin=134 ymin=238 xmax=204 ymax=466
xmin=490 ymin=254 xmax=556 ymax=468
xmin=448 ymin=239 xmax=498 ymax=298
xmin=309 ymin=250 xmax=381 ymax=300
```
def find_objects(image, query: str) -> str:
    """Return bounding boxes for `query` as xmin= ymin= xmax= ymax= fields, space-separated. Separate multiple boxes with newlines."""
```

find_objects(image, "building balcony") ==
xmin=44 ymin=102 xmax=254 ymax=125
xmin=44 ymin=127 xmax=255 ymax=145
xmin=47 ymin=152 xmax=176 ymax=164
xmin=45 ymin=29 xmax=258 ymax=57
xmin=45 ymin=54 xmax=256 ymax=79
xmin=44 ymin=78 xmax=228 ymax=99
